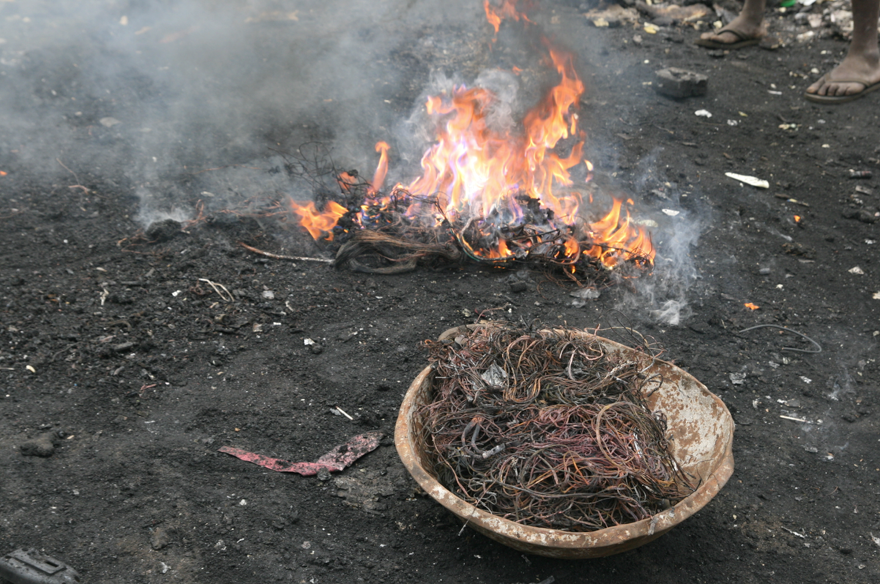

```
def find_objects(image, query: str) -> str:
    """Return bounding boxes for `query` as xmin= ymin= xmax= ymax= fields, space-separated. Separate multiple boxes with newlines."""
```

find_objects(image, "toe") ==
xmin=805 ymin=78 xmax=825 ymax=95
xmin=844 ymin=82 xmax=865 ymax=96
xmin=830 ymin=82 xmax=861 ymax=96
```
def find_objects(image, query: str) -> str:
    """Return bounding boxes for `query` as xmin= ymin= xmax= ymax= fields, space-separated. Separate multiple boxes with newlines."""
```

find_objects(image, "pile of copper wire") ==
xmin=421 ymin=324 xmax=695 ymax=532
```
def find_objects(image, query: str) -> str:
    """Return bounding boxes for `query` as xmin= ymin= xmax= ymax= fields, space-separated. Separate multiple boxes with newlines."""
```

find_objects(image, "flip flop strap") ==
xmin=713 ymin=26 xmax=748 ymax=42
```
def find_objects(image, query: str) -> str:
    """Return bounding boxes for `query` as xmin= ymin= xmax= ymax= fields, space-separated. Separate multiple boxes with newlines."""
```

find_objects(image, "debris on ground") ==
xmin=635 ymin=1 xmax=711 ymax=26
xmin=725 ymin=172 xmax=770 ymax=189
xmin=0 ymin=548 xmax=81 ymax=584
xmin=654 ymin=67 xmax=708 ymax=99
xmin=584 ymin=5 xmax=640 ymax=28
xmin=219 ymin=431 xmax=383 ymax=476
xmin=583 ymin=0 xmax=861 ymax=47
xmin=18 ymin=433 xmax=59 ymax=458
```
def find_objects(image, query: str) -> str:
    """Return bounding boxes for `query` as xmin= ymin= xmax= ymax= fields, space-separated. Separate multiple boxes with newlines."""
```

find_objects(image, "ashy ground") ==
xmin=1 ymin=1 xmax=879 ymax=583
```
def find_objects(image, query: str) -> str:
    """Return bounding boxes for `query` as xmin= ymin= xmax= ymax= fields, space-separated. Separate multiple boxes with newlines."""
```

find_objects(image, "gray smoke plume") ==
xmin=0 ymin=0 xmax=487 ymax=223
xmin=2 ymin=0 xmax=702 ymax=315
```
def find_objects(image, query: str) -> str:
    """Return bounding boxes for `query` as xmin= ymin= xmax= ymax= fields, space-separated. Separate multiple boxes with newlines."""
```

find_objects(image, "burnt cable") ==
xmin=738 ymin=324 xmax=822 ymax=354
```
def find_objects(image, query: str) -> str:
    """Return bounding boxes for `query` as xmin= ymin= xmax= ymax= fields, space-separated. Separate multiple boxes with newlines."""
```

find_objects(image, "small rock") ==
xmin=145 ymin=219 xmax=182 ymax=243
xmin=654 ymin=67 xmax=708 ymax=99
xmin=509 ymin=281 xmax=528 ymax=293
xmin=782 ymin=242 xmax=815 ymax=258
xmin=151 ymin=527 xmax=171 ymax=550
xmin=19 ymin=433 xmax=57 ymax=457
xmin=842 ymin=208 xmax=877 ymax=223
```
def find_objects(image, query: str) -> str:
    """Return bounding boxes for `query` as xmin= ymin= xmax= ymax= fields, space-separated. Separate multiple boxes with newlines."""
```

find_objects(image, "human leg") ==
xmin=697 ymin=0 xmax=767 ymax=48
xmin=805 ymin=0 xmax=880 ymax=101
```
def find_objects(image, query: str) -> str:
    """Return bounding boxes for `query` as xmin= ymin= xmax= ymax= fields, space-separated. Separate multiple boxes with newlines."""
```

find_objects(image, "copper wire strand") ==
xmin=420 ymin=324 xmax=694 ymax=531
xmin=737 ymin=324 xmax=822 ymax=354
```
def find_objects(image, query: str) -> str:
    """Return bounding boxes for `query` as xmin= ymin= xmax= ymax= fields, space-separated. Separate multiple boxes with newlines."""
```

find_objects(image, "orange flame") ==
xmin=404 ymin=45 xmax=586 ymax=228
xmin=582 ymin=199 xmax=655 ymax=267
xmin=290 ymin=200 xmax=347 ymax=241
xmin=483 ymin=0 xmax=534 ymax=36
xmin=744 ymin=302 xmax=760 ymax=311
xmin=370 ymin=141 xmax=391 ymax=194
xmin=290 ymin=3 xmax=655 ymax=270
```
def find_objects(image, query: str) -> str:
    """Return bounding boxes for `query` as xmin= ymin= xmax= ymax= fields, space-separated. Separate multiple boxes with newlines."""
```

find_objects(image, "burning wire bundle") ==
xmin=325 ymin=174 xmax=654 ymax=279
xmin=286 ymin=8 xmax=656 ymax=279
xmin=420 ymin=324 xmax=695 ymax=532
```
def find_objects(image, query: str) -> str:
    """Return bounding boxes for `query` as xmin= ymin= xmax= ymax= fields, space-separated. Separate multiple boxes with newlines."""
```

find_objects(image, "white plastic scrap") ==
xmin=570 ymin=287 xmax=601 ymax=300
xmin=661 ymin=209 xmax=679 ymax=216
xmin=725 ymin=172 xmax=770 ymax=189
xmin=303 ymin=338 xmax=316 ymax=345
xmin=481 ymin=363 xmax=508 ymax=388
xmin=848 ymin=266 xmax=865 ymax=275
xmin=695 ymin=109 xmax=712 ymax=118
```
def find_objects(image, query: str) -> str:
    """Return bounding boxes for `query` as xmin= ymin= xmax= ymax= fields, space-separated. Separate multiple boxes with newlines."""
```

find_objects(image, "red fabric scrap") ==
xmin=218 ymin=431 xmax=383 ymax=476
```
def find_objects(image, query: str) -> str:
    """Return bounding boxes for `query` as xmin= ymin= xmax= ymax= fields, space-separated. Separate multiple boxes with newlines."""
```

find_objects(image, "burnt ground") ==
xmin=2 ymin=2 xmax=880 ymax=583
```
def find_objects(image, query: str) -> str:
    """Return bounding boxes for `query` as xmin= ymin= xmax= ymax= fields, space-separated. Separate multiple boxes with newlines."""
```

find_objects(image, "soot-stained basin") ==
xmin=395 ymin=325 xmax=734 ymax=559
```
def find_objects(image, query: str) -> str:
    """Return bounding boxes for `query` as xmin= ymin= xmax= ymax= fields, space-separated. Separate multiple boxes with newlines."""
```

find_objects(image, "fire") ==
xmin=484 ymin=0 xmax=534 ymax=37
xmin=289 ymin=0 xmax=655 ymax=271
xmin=744 ymin=303 xmax=760 ymax=311
xmin=290 ymin=200 xmax=347 ymax=241
xmin=398 ymin=44 xmax=584 ymax=225
xmin=370 ymin=142 xmax=391 ymax=195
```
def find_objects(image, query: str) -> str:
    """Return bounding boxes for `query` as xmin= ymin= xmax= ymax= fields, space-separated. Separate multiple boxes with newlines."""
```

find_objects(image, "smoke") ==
xmin=613 ymin=171 xmax=710 ymax=326
xmin=2 ymin=0 xmax=707 ymax=311
xmin=0 ymin=0 xmax=485 ymax=222
xmin=643 ymin=213 xmax=704 ymax=326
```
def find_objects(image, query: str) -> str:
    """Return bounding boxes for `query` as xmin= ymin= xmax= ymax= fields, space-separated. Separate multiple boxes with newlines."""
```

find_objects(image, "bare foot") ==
xmin=806 ymin=52 xmax=880 ymax=98
xmin=699 ymin=16 xmax=766 ymax=45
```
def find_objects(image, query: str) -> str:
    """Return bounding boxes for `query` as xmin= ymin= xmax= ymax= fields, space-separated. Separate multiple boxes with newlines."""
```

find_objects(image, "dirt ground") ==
xmin=2 ymin=1 xmax=880 ymax=583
